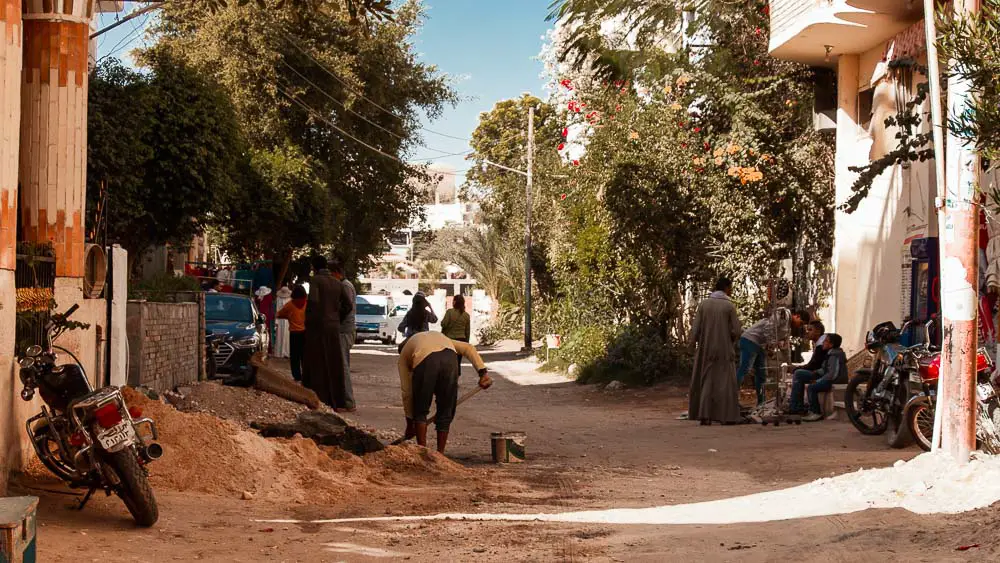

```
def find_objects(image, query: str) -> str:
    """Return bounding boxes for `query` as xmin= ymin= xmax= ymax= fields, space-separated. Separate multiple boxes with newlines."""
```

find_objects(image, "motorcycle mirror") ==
xmin=25 ymin=345 xmax=42 ymax=357
xmin=21 ymin=388 xmax=34 ymax=401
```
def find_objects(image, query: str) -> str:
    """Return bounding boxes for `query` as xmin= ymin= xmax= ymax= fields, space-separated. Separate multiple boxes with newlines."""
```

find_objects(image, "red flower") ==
xmin=557 ymin=142 xmax=566 ymax=151
xmin=753 ymin=60 xmax=761 ymax=66
xmin=568 ymin=101 xmax=583 ymax=113
xmin=572 ymin=160 xmax=580 ymax=166
xmin=562 ymin=128 xmax=569 ymax=138
xmin=697 ymin=168 xmax=705 ymax=173
xmin=559 ymin=79 xmax=574 ymax=90
xmin=703 ymin=142 xmax=711 ymax=151
xmin=681 ymin=143 xmax=688 ymax=149
xmin=679 ymin=122 xmax=686 ymax=128
xmin=694 ymin=127 xmax=702 ymax=133
xmin=560 ymin=193 xmax=568 ymax=200
xmin=755 ymin=27 xmax=762 ymax=35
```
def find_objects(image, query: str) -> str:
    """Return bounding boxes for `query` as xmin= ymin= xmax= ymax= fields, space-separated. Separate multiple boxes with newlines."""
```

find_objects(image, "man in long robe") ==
xmin=688 ymin=277 xmax=743 ymax=424
xmin=304 ymin=255 xmax=354 ymax=411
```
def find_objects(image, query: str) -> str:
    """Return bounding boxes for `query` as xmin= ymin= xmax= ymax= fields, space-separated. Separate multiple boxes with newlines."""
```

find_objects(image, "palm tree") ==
xmin=422 ymin=227 xmax=524 ymax=304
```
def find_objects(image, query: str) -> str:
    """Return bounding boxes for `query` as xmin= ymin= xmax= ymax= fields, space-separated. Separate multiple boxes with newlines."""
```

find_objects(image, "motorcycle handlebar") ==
xmin=63 ymin=304 xmax=79 ymax=319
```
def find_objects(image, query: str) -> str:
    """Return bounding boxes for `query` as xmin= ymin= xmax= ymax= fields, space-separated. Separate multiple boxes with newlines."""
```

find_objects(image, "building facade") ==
xmin=1 ymin=0 xmax=124 ymax=473
xmin=769 ymin=0 xmax=998 ymax=355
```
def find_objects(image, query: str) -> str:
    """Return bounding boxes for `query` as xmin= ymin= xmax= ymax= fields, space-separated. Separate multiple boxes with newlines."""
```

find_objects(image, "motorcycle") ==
xmin=844 ymin=319 xmax=929 ymax=448
xmin=904 ymin=344 xmax=997 ymax=452
xmin=205 ymin=332 xmax=222 ymax=380
xmin=17 ymin=304 xmax=161 ymax=527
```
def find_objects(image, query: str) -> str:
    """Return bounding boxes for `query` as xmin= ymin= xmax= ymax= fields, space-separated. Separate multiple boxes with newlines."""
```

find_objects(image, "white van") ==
xmin=355 ymin=295 xmax=402 ymax=344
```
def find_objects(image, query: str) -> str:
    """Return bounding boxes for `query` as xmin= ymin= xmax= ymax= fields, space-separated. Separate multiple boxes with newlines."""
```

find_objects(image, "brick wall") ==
xmin=126 ymin=301 xmax=200 ymax=392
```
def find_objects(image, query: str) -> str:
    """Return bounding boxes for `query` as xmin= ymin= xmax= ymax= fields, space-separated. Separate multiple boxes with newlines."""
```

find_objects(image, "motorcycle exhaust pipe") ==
xmin=142 ymin=442 xmax=163 ymax=461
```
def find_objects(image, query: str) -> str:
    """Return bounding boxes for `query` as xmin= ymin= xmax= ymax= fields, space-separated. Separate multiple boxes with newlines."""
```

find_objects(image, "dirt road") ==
xmin=16 ymin=342 xmax=1000 ymax=561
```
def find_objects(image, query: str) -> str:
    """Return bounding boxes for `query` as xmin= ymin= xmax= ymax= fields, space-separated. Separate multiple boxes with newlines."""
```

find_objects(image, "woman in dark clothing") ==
xmin=398 ymin=293 xmax=438 ymax=338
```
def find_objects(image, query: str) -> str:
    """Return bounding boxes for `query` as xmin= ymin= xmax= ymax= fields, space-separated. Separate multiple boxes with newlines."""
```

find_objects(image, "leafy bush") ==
xmin=130 ymin=273 xmax=202 ymax=302
xmin=554 ymin=324 xmax=615 ymax=370
xmin=551 ymin=324 xmax=691 ymax=387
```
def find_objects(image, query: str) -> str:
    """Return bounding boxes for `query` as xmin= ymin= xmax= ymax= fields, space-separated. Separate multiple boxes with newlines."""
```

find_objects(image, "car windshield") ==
xmin=206 ymin=295 xmax=254 ymax=323
xmin=356 ymin=303 xmax=386 ymax=316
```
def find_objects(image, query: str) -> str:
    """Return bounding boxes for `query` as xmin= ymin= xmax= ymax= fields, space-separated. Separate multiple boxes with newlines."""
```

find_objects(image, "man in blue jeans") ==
xmin=786 ymin=320 xmax=827 ymax=414
xmin=737 ymin=309 xmax=811 ymax=406
xmin=804 ymin=333 xmax=848 ymax=422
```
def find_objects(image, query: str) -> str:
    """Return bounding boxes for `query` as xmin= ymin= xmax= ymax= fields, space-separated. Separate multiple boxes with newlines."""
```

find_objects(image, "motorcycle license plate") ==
xmin=97 ymin=421 xmax=136 ymax=451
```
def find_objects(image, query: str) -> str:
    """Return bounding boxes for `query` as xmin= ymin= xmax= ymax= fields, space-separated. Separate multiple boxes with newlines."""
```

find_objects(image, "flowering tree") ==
xmin=477 ymin=0 xmax=837 ymax=378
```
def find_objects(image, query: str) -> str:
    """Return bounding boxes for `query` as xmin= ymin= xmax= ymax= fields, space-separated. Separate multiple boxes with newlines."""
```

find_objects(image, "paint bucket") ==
xmin=490 ymin=432 xmax=526 ymax=463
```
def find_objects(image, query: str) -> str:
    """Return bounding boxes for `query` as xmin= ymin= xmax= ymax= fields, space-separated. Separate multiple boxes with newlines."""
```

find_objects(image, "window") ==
xmin=205 ymin=295 xmax=254 ymax=323
xmin=356 ymin=303 xmax=387 ymax=316
xmin=858 ymin=88 xmax=874 ymax=132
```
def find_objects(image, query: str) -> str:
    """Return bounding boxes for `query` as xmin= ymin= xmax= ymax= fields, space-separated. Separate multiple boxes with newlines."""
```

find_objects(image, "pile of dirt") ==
xmin=123 ymin=388 xmax=469 ymax=503
xmin=164 ymin=381 xmax=308 ymax=429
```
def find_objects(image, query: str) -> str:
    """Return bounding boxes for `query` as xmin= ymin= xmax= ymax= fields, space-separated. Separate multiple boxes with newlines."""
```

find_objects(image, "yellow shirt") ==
xmin=398 ymin=332 xmax=487 ymax=418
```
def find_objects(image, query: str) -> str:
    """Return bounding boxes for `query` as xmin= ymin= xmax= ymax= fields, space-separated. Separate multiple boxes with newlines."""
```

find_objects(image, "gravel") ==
xmin=164 ymin=381 xmax=308 ymax=429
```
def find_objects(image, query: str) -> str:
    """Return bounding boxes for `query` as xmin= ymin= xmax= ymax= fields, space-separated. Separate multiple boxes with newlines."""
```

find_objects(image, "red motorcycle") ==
xmin=904 ymin=345 xmax=996 ymax=452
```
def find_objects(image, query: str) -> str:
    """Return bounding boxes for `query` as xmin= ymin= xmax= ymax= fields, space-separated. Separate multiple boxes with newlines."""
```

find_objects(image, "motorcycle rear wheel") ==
xmin=845 ymin=372 xmax=888 ymax=435
xmin=102 ymin=450 xmax=159 ymax=527
xmin=906 ymin=397 xmax=934 ymax=452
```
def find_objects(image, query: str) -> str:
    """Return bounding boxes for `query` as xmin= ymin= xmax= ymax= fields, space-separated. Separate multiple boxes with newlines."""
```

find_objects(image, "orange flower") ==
xmin=727 ymin=144 xmax=742 ymax=155
xmin=727 ymin=166 xmax=740 ymax=178
xmin=629 ymin=131 xmax=640 ymax=140
xmin=713 ymin=147 xmax=725 ymax=158
xmin=669 ymin=102 xmax=683 ymax=111
xmin=715 ymin=156 xmax=724 ymax=166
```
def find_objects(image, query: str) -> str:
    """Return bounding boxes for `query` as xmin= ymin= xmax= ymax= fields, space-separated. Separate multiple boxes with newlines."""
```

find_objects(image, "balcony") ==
xmin=769 ymin=0 xmax=922 ymax=66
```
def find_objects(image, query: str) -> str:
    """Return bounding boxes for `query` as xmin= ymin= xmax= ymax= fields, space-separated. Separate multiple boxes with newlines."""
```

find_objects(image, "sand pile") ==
xmin=165 ymin=381 xmax=308 ymax=429
xmin=123 ymin=388 xmax=469 ymax=502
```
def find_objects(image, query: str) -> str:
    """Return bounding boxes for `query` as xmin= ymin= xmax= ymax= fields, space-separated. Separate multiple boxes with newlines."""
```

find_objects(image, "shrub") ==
xmin=130 ymin=273 xmax=202 ymax=302
xmin=558 ymin=325 xmax=692 ymax=387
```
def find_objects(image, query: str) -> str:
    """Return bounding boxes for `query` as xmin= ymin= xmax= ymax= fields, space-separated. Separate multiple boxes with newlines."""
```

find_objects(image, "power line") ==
xmin=99 ymin=12 xmax=150 ymax=62
xmin=283 ymin=32 xmax=472 ymax=143
xmin=280 ymin=60 xmax=472 ymax=159
xmin=277 ymin=84 xmax=418 ymax=167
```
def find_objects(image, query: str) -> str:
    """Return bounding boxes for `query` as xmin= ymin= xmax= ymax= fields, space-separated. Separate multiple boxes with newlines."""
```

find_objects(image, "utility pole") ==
xmin=524 ymin=107 xmax=534 ymax=352
xmin=936 ymin=0 xmax=980 ymax=462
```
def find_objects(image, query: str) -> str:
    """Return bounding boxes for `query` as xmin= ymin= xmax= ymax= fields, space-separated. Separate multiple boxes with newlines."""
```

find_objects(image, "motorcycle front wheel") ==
xmin=102 ymin=450 xmax=159 ymax=527
xmin=845 ymin=372 xmax=889 ymax=435
xmin=905 ymin=397 xmax=934 ymax=452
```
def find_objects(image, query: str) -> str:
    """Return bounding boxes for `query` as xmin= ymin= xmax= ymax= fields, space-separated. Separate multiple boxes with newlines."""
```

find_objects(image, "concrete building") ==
xmin=1 ymin=0 xmax=126 ymax=473
xmin=768 ymin=1 xmax=997 ymax=354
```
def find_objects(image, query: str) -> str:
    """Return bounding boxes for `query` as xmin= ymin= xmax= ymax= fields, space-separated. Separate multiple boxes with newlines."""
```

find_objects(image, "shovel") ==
xmin=390 ymin=385 xmax=486 ymax=446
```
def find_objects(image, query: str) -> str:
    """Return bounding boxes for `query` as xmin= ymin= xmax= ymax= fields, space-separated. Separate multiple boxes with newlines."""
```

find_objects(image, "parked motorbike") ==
xmin=17 ymin=304 xmax=161 ymax=527
xmin=904 ymin=345 xmax=996 ymax=452
xmin=844 ymin=319 xmax=929 ymax=448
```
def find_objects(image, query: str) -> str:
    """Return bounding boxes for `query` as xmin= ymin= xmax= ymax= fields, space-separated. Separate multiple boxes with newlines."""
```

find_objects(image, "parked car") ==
xmin=355 ymin=295 xmax=402 ymax=345
xmin=205 ymin=293 xmax=269 ymax=375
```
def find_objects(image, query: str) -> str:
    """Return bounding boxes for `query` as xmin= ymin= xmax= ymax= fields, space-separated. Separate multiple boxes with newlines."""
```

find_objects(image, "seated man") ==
xmin=786 ymin=320 xmax=827 ymax=414
xmin=803 ymin=333 xmax=848 ymax=422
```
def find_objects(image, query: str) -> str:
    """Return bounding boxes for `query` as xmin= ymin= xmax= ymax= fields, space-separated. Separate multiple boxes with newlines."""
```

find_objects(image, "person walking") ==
xmin=688 ymin=277 xmax=743 ymax=425
xmin=303 ymin=255 xmax=354 ymax=411
xmin=398 ymin=293 xmax=437 ymax=338
xmin=331 ymin=260 xmax=357 ymax=411
xmin=276 ymin=285 xmax=307 ymax=382
xmin=440 ymin=295 xmax=472 ymax=369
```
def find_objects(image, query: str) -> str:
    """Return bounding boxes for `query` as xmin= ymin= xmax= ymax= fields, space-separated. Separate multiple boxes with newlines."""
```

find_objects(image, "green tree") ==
xmin=153 ymin=0 xmax=455 ymax=275
xmin=87 ymin=53 xmax=244 ymax=270
xmin=421 ymin=226 xmax=524 ymax=304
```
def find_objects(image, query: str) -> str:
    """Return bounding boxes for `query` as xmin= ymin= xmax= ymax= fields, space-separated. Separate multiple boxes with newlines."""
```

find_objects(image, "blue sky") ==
xmin=94 ymin=1 xmax=553 ymax=185
xmin=409 ymin=0 xmax=553 ymax=182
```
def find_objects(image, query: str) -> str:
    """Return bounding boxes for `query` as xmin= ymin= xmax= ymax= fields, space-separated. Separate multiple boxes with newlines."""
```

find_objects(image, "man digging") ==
xmin=398 ymin=331 xmax=493 ymax=454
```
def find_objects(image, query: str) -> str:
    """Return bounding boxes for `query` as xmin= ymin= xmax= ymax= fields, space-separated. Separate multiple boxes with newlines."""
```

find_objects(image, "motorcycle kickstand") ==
xmin=76 ymin=487 xmax=97 ymax=511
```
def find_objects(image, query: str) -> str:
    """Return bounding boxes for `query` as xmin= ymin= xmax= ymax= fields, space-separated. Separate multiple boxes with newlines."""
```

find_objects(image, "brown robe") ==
xmin=688 ymin=292 xmax=743 ymax=423
xmin=303 ymin=270 xmax=354 ymax=409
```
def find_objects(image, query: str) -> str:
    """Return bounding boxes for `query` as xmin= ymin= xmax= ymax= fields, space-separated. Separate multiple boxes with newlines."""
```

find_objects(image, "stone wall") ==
xmin=126 ymin=301 xmax=200 ymax=392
